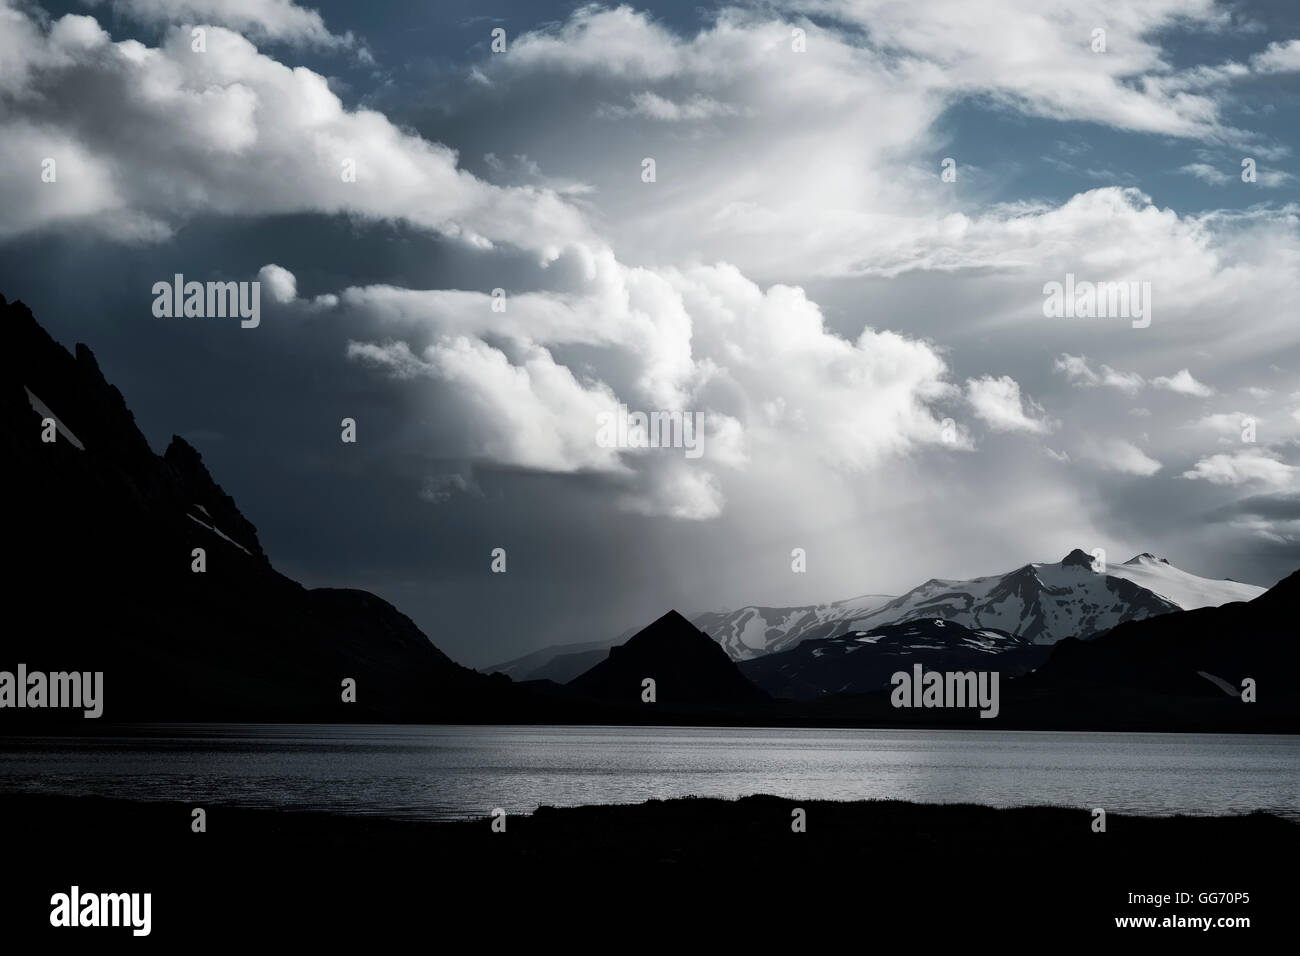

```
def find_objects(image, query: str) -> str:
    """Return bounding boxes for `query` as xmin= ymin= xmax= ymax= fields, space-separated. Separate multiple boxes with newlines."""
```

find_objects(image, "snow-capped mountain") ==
xmin=1105 ymin=553 xmax=1264 ymax=610
xmin=845 ymin=549 xmax=1263 ymax=646
xmin=695 ymin=549 xmax=1266 ymax=660
xmin=490 ymin=594 xmax=898 ymax=675
xmin=691 ymin=594 xmax=896 ymax=661
xmin=495 ymin=549 xmax=1267 ymax=675
xmin=739 ymin=618 xmax=1049 ymax=700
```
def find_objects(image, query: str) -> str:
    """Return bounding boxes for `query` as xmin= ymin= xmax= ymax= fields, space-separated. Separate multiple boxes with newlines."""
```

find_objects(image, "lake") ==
xmin=0 ymin=724 xmax=1295 ymax=821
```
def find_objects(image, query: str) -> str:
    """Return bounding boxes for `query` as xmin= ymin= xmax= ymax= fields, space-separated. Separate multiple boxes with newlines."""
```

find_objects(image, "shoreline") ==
xmin=5 ymin=785 xmax=1296 ymax=825
xmin=1 ymin=791 xmax=1293 ymax=941
xmin=3 ymin=717 xmax=1298 ymax=734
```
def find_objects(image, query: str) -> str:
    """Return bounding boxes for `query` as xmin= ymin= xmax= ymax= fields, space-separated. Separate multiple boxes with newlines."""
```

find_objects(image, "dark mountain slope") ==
xmin=987 ymin=569 xmax=1300 ymax=730
xmin=488 ymin=638 xmax=617 ymax=683
xmin=0 ymin=293 xmax=517 ymax=722
xmin=1029 ymin=569 xmax=1298 ymax=696
xmin=740 ymin=618 xmax=1050 ymax=701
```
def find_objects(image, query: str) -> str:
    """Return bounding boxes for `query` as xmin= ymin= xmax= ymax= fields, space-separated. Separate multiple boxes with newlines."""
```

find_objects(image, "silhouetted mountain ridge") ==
xmin=1029 ymin=567 xmax=1300 ymax=700
xmin=0 ymin=293 xmax=508 ymax=721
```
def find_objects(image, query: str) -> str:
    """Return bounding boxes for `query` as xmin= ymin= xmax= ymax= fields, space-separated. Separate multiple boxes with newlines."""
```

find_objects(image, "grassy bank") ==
xmin=0 ymin=791 xmax=1291 ymax=942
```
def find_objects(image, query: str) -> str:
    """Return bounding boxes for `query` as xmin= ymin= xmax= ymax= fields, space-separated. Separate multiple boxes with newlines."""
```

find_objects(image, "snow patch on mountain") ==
xmin=25 ymin=387 xmax=84 ymax=450
xmin=693 ymin=593 xmax=896 ymax=661
xmin=187 ymin=512 xmax=252 ymax=555
xmin=739 ymin=618 xmax=1046 ymax=700
xmin=849 ymin=549 xmax=1183 ymax=645
xmin=1108 ymin=553 xmax=1264 ymax=610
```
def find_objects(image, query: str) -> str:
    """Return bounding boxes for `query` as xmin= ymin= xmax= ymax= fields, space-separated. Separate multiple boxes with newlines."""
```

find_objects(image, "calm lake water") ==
xmin=0 ymin=724 xmax=1296 ymax=821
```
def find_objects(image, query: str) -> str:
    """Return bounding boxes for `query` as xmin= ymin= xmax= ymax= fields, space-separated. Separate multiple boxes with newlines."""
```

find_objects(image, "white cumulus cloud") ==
xmin=1183 ymin=450 xmax=1298 ymax=488
xmin=1152 ymin=369 xmax=1215 ymax=397
xmin=257 ymin=263 xmax=296 ymax=303
xmin=966 ymin=375 xmax=1054 ymax=434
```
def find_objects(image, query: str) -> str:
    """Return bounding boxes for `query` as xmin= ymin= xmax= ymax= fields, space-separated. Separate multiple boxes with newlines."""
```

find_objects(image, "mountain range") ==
xmin=492 ymin=549 xmax=1265 ymax=680
xmin=3 ymin=293 xmax=1292 ymax=732
xmin=851 ymin=549 xmax=1261 ymax=644
xmin=693 ymin=593 xmax=897 ymax=660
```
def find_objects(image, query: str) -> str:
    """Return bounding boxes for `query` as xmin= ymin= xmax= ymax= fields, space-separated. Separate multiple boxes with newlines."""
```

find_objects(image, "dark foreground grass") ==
xmin=1 ymin=792 xmax=1292 ymax=944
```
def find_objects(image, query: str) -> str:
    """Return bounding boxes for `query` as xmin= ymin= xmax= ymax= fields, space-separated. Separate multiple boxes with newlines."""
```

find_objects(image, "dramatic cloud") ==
xmin=508 ymin=0 xmax=1245 ymax=137
xmin=3 ymin=0 xmax=1299 ymax=659
xmin=0 ymin=5 xmax=587 ymax=251
xmin=469 ymin=3 xmax=1296 ymax=282
xmin=88 ymin=0 xmax=358 ymax=48
xmin=802 ymin=0 xmax=1242 ymax=138
xmin=966 ymin=376 xmax=1054 ymax=434
xmin=337 ymin=259 xmax=964 ymax=517
xmin=1183 ymin=450 xmax=1298 ymax=488
xmin=349 ymin=335 xmax=628 ymax=474
xmin=1252 ymin=39 xmax=1300 ymax=74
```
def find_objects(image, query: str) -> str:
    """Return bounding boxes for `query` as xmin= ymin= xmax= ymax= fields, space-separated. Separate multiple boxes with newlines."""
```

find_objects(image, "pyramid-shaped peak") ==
xmin=1060 ymin=548 xmax=1095 ymax=569
xmin=624 ymin=609 xmax=707 ymax=647
xmin=569 ymin=608 xmax=767 ymax=708
xmin=652 ymin=609 xmax=694 ymax=628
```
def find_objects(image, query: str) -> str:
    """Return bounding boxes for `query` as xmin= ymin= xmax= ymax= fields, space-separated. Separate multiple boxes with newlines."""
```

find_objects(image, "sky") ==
xmin=1 ymin=0 xmax=1298 ymax=666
